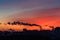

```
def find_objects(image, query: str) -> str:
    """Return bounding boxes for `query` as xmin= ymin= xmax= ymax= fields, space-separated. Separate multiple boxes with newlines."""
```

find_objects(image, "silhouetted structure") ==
xmin=54 ymin=27 xmax=60 ymax=31
xmin=0 ymin=27 xmax=60 ymax=40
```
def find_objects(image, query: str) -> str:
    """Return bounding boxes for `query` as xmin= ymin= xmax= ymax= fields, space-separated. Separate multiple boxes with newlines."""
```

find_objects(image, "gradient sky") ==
xmin=0 ymin=0 xmax=60 ymax=31
xmin=0 ymin=0 xmax=60 ymax=17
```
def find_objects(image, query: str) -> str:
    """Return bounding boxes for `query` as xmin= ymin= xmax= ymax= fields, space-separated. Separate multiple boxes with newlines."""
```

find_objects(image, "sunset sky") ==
xmin=0 ymin=0 xmax=60 ymax=31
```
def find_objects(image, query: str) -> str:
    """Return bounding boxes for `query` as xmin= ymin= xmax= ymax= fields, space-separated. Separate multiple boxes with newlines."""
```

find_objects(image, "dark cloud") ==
xmin=7 ymin=21 xmax=42 ymax=30
xmin=7 ymin=21 xmax=41 ymax=26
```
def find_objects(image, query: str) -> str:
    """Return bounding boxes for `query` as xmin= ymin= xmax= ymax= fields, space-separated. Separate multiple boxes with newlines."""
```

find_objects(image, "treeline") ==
xmin=0 ymin=27 xmax=60 ymax=40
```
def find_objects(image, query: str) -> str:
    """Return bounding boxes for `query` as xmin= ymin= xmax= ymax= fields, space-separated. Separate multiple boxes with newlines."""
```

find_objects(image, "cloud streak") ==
xmin=7 ymin=21 xmax=41 ymax=27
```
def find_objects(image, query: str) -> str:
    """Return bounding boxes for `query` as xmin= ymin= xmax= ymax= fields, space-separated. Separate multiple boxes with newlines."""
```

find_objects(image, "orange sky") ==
xmin=0 ymin=16 xmax=60 ymax=31
xmin=0 ymin=0 xmax=60 ymax=32
xmin=0 ymin=8 xmax=60 ymax=31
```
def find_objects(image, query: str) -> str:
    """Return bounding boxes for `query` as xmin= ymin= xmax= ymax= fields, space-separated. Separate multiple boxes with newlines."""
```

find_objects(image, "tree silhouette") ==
xmin=49 ymin=26 xmax=55 ymax=30
xmin=9 ymin=29 xmax=15 ymax=32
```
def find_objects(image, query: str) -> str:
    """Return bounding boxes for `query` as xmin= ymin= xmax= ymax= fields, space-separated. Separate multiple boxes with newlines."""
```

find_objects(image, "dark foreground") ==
xmin=0 ymin=27 xmax=60 ymax=40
